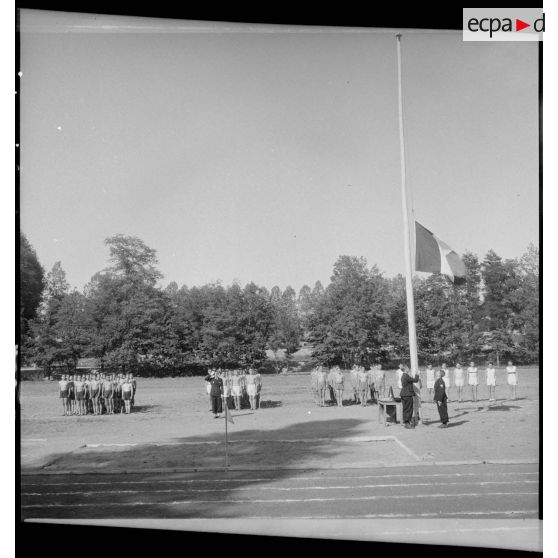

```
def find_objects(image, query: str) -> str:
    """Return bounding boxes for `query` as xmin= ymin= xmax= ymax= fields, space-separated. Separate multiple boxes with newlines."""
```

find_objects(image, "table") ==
xmin=378 ymin=399 xmax=402 ymax=426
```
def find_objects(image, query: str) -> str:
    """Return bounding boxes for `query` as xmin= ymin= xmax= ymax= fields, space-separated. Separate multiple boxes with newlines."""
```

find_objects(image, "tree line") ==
xmin=19 ymin=232 xmax=539 ymax=376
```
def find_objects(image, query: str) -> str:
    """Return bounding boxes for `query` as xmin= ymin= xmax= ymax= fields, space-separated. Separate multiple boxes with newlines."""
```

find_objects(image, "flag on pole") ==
xmin=224 ymin=401 xmax=232 ymax=468
xmin=415 ymin=221 xmax=467 ymax=283
xmin=224 ymin=403 xmax=234 ymax=424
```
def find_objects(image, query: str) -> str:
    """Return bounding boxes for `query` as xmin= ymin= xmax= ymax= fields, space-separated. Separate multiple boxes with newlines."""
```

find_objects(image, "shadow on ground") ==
xmin=130 ymin=405 xmax=162 ymax=414
xmin=486 ymin=405 xmax=521 ymax=412
xmin=447 ymin=420 xmax=469 ymax=427
xmin=450 ymin=411 xmax=470 ymax=419
xmin=258 ymin=400 xmax=282 ymax=409
xmin=421 ymin=419 xmax=469 ymax=428
xmin=314 ymin=398 xmax=381 ymax=407
xmin=21 ymin=418 xmax=412 ymax=519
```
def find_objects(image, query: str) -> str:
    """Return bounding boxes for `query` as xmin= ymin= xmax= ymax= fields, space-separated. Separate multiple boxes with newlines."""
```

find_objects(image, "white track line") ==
xmin=22 ymin=491 xmax=538 ymax=508
xmin=381 ymin=526 xmax=539 ymax=535
xmin=84 ymin=436 xmax=396 ymax=448
xmin=207 ymin=510 xmax=539 ymax=533
xmin=22 ymin=480 xmax=538 ymax=497
xmin=22 ymin=471 xmax=538 ymax=487
xmin=85 ymin=443 xmax=138 ymax=448
xmin=25 ymin=511 xmax=539 ymax=521
xmin=391 ymin=437 xmax=421 ymax=461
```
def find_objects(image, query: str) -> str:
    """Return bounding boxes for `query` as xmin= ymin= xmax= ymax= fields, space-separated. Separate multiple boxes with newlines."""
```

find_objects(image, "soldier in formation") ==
xmin=57 ymin=370 xmax=138 ymax=416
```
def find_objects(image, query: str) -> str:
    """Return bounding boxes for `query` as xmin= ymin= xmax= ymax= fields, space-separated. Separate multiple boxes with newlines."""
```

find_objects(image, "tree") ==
xmin=164 ymin=281 xmax=179 ymax=297
xmin=478 ymin=249 xmax=528 ymax=359
xmin=43 ymin=261 xmax=69 ymax=301
xmin=515 ymin=244 xmax=539 ymax=361
xmin=461 ymin=252 xmax=482 ymax=324
xmin=104 ymin=234 xmax=163 ymax=286
xmin=297 ymin=284 xmax=313 ymax=333
xmin=85 ymin=236 xmax=169 ymax=373
xmin=480 ymin=250 xmax=517 ymax=330
xmin=20 ymin=232 xmax=45 ymax=338
xmin=267 ymin=285 xmax=302 ymax=365
xmin=270 ymin=286 xmax=282 ymax=304
xmin=312 ymin=280 xmax=325 ymax=300
xmin=308 ymin=256 xmax=392 ymax=367
xmin=195 ymin=282 xmax=276 ymax=368
xmin=414 ymin=273 xmax=477 ymax=364
xmin=24 ymin=262 xmax=92 ymax=374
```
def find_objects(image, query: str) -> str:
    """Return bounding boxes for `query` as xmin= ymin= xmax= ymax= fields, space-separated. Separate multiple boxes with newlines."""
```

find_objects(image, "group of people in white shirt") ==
xmin=205 ymin=368 xmax=263 ymax=412
xmin=310 ymin=360 xmax=519 ymax=408
xmin=420 ymin=361 xmax=518 ymax=403
xmin=311 ymin=364 xmax=386 ymax=407
xmin=58 ymin=370 xmax=137 ymax=416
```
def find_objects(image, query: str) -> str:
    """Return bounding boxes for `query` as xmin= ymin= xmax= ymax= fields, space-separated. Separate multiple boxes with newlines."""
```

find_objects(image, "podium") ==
xmin=378 ymin=398 xmax=402 ymax=426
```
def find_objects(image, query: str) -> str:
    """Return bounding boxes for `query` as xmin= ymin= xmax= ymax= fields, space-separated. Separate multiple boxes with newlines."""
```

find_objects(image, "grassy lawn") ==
xmin=19 ymin=367 xmax=539 ymax=470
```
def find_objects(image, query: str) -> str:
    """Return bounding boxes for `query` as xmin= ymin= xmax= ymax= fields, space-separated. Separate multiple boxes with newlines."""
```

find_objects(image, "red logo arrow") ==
xmin=516 ymin=19 xmax=530 ymax=31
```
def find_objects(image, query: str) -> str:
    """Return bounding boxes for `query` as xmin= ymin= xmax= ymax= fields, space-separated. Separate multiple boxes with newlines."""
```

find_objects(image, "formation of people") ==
xmin=310 ymin=364 xmax=385 ymax=407
xmin=58 ymin=370 xmax=137 ymax=416
xmin=204 ymin=368 xmax=262 ymax=418
xmin=309 ymin=360 xmax=519 ymax=411
xmin=423 ymin=360 xmax=518 ymax=403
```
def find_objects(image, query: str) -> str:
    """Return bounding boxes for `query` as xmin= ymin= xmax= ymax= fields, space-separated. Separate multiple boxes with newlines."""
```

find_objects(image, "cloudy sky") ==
xmin=19 ymin=10 xmax=539 ymax=292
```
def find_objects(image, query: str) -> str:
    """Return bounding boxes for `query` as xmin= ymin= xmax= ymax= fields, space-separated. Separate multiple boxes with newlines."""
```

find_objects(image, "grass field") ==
xmin=19 ymin=367 xmax=539 ymax=472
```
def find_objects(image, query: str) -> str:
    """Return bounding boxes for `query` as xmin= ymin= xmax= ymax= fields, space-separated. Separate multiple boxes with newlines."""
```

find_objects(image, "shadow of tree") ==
xmin=131 ymin=405 xmax=162 ymax=414
xmin=329 ymin=398 xmax=381 ymax=407
xmin=486 ymin=405 xmax=521 ymax=412
xmin=258 ymin=400 xmax=282 ymax=409
xmin=23 ymin=418 xmax=381 ymax=520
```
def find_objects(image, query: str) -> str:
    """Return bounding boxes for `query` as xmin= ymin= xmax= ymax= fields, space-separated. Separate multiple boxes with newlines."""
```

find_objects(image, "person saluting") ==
xmin=205 ymin=369 xmax=223 ymax=419
xmin=400 ymin=365 xmax=420 ymax=429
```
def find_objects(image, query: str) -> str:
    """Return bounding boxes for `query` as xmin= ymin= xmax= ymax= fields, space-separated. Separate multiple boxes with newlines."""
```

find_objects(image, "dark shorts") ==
xmin=91 ymin=389 xmax=99 ymax=397
xmin=76 ymin=392 xmax=84 ymax=401
xmin=60 ymin=390 xmax=68 ymax=398
xmin=69 ymin=392 xmax=75 ymax=400
xmin=123 ymin=391 xmax=132 ymax=401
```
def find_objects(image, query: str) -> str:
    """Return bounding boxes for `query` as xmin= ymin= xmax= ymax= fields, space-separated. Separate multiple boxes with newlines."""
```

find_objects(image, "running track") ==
xmin=21 ymin=463 xmax=538 ymax=521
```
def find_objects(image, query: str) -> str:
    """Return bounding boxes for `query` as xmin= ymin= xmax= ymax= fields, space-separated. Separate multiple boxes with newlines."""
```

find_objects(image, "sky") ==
xmin=19 ymin=10 xmax=539 ymax=293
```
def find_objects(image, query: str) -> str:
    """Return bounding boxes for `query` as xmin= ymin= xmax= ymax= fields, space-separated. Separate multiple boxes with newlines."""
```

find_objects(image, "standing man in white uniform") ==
xmin=425 ymin=364 xmax=436 ymax=403
xmin=246 ymin=368 xmax=258 ymax=411
xmin=506 ymin=360 xmax=518 ymax=400
xmin=441 ymin=363 xmax=451 ymax=402
xmin=467 ymin=361 xmax=479 ymax=402
xmin=485 ymin=361 xmax=497 ymax=402
xmin=453 ymin=363 xmax=465 ymax=403
xmin=374 ymin=366 xmax=386 ymax=400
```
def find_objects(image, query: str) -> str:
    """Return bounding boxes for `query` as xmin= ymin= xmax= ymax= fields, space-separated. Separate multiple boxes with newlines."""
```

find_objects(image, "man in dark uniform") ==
xmin=205 ymin=369 xmax=223 ymax=418
xmin=434 ymin=369 xmax=449 ymax=428
xmin=400 ymin=366 xmax=420 ymax=429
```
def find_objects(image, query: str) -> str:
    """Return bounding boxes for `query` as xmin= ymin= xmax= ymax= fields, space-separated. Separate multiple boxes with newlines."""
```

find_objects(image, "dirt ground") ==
xmin=19 ymin=368 xmax=539 ymax=471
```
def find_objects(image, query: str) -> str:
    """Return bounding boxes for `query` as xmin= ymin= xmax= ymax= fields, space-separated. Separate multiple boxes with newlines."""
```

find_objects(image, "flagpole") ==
xmin=396 ymin=33 xmax=419 ymax=376
xmin=225 ymin=403 xmax=229 ymax=469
